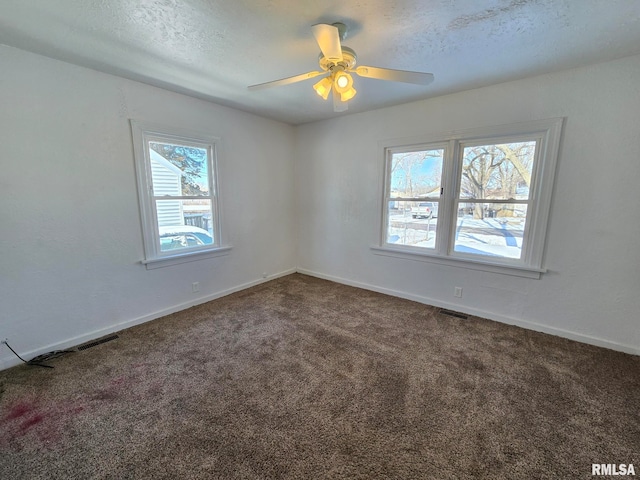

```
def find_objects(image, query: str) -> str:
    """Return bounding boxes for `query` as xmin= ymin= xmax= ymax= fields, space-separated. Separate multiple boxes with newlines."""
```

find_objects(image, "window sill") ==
xmin=370 ymin=245 xmax=545 ymax=279
xmin=141 ymin=245 xmax=232 ymax=270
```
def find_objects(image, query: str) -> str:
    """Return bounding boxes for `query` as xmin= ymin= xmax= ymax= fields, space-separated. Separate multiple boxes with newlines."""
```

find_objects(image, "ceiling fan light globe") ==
xmin=340 ymin=87 xmax=357 ymax=102
xmin=313 ymin=77 xmax=333 ymax=100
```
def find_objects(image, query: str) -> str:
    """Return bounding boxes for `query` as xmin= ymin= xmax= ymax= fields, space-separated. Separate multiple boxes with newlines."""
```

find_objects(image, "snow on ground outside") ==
xmin=388 ymin=212 xmax=524 ymax=259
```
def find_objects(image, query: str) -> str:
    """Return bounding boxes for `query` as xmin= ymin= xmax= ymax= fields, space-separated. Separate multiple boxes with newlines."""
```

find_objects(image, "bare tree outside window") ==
xmin=461 ymin=142 xmax=534 ymax=219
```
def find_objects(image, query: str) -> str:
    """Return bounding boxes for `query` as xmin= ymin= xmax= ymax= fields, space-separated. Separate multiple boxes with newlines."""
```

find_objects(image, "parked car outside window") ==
xmin=159 ymin=225 xmax=213 ymax=251
xmin=411 ymin=202 xmax=438 ymax=219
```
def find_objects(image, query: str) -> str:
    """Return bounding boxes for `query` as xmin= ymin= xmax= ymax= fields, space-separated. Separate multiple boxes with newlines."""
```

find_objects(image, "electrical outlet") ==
xmin=192 ymin=282 xmax=200 ymax=293
xmin=262 ymin=272 xmax=268 ymax=278
xmin=454 ymin=287 xmax=463 ymax=298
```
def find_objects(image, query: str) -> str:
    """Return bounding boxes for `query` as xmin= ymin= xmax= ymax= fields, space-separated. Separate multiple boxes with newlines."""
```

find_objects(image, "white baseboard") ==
xmin=0 ymin=268 xmax=296 ymax=371
xmin=296 ymin=268 xmax=640 ymax=356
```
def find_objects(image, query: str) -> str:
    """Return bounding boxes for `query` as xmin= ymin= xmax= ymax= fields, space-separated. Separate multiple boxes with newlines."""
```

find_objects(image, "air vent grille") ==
xmin=77 ymin=334 xmax=119 ymax=351
xmin=439 ymin=309 xmax=468 ymax=320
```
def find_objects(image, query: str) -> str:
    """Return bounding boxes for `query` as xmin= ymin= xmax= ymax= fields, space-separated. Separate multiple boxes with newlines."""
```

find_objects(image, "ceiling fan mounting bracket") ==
xmin=331 ymin=22 xmax=348 ymax=42
xmin=319 ymin=46 xmax=357 ymax=72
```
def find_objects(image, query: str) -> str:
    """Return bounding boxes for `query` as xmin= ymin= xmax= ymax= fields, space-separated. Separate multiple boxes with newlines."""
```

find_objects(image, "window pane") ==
xmin=386 ymin=201 xmax=438 ymax=249
xmin=460 ymin=141 xmax=535 ymax=201
xmin=149 ymin=142 xmax=210 ymax=196
xmin=390 ymin=149 xmax=443 ymax=198
xmin=156 ymin=199 xmax=214 ymax=252
xmin=454 ymin=202 xmax=527 ymax=259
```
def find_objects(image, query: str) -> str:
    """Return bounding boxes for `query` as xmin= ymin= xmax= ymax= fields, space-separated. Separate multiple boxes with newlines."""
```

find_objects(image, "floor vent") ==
xmin=77 ymin=334 xmax=119 ymax=351
xmin=439 ymin=309 xmax=469 ymax=320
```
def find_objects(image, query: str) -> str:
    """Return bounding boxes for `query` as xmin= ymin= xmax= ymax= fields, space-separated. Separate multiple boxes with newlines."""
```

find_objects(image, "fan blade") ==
xmin=354 ymin=66 xmax=434 ymax=85
xmin=333 ymin=88 xmax=348 ymax=112
xmin=311 ymin=24 xmax=343 ymax=63
xmin=248 ymin=71 xmax=324 ymax=90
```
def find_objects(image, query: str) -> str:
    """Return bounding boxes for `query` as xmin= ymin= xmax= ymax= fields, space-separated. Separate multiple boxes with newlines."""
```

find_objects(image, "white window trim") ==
xmin=373 ymin=118 xmax=564 ymax=279
xmin=131 ymin=120 xmax=230 ymax=269
xmin=140 ymin=245 xmax=232 ymax=270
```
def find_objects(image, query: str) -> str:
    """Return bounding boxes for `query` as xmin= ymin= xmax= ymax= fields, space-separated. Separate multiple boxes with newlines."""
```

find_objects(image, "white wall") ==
xmin=0 ymin=45 xmax=297 ymax=369
xmin=295 ymin=54 xmax=640 ymax=355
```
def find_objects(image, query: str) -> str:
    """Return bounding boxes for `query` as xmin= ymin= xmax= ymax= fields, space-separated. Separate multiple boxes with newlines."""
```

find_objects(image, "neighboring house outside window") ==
xmin=131 ymin=121 xmax=229 ymax=269
xmin=376 ymin=118 xmax=563 ymax=278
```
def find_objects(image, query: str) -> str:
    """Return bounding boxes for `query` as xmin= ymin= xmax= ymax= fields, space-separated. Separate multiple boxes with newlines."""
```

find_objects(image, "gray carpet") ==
xmin=1 ymin=273 xmax=638 ymax=479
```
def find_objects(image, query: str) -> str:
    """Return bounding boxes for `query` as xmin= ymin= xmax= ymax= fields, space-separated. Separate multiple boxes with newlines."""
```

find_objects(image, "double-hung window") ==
xmin=131 ymin=121 xmax=228 ymax=268
xmin=379 ymin=118 xmax=563 ymax=277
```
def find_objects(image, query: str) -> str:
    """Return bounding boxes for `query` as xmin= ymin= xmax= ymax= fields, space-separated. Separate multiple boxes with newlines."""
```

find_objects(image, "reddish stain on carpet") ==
xmin=1 ymin=398 xmax=88 ymax=451
xmin=1 ymin=401 xmax=46 ymax=447
xmin=19 ymin=413 xmax=44 ymax=432
xmin=5 ymin=401 xmax=35 ymax=420
xmin=2 ymin=373 xmax=150 ymax=452
xmin=4 ymin=402 xmax=47 ymax=433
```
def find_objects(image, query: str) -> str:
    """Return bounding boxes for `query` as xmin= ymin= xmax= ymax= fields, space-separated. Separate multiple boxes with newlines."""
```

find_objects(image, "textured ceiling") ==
xmin=1 ymin=0 xmax=639 ymax=124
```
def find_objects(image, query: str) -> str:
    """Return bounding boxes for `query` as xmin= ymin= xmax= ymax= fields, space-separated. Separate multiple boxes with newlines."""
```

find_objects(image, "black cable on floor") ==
xmin=1 ymin=340 xmax=74 ymax=369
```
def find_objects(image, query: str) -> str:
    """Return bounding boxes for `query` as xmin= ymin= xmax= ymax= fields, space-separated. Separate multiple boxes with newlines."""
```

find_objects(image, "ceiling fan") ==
xmin=248 ymin=22 xmax=434 ymax=112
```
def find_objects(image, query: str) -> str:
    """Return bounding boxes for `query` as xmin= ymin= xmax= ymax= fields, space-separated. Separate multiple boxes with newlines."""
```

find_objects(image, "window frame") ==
xmin=375 ymin=118 xmax=564 ymax=278
xmin=131 ymin=120 xmax=230 ymax=269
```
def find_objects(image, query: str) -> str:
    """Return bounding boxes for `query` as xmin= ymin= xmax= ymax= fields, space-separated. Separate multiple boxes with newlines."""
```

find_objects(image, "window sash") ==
xmin=383 ymin=142 xmax=449 ymax=256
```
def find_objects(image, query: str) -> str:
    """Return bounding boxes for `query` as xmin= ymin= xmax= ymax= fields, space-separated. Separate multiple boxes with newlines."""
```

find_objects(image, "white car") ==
xmin=159 ymin=225 xmax=213 ymax=251
xmin=411 ymin=202 xmax=438 ymax=219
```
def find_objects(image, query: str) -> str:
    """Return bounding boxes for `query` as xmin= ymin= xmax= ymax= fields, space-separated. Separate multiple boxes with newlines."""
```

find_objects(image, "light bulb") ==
xmin=333 ymin=71 xmax=353 ymax=94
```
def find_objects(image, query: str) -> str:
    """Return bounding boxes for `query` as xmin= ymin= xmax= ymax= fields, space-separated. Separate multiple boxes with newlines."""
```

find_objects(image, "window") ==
xmin=131 ymin=121 xmax=228 ymax=268
xmin=378 ymin=118 xmax=563 ymax=277
xmin=385 ymin=145 xmax=445 ymax=250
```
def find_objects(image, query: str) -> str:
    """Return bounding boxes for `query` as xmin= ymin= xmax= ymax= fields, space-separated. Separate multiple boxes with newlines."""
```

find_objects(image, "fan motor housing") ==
xmin=319 ymin=46 xmax=357 ymax=72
